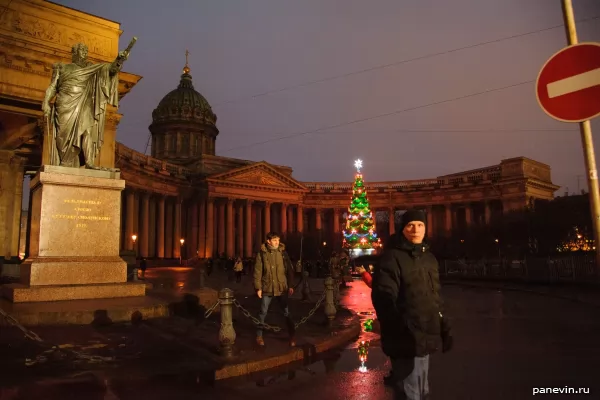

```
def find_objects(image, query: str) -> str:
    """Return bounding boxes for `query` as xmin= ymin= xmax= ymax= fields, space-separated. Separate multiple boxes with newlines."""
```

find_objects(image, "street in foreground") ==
xmin=2 ymin=272 xmax=600 ymax=399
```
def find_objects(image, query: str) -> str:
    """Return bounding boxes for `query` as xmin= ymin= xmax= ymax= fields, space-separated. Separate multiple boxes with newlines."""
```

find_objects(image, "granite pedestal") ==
xmin=1 ymin=165 xmax=145 ymax=303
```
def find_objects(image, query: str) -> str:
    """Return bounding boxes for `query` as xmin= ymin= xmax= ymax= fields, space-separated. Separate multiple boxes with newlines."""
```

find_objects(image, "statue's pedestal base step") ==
xmin=2 ymin=282 xmax=146 ymax=303
xmin=0 ymin=291 xmax=166 ymax=326
xmin=20 ymin=257 xmax=127 ymax=286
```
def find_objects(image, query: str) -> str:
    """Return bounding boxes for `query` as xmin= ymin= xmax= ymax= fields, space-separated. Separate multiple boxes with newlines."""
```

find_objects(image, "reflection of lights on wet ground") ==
xmin=363 ymin=318 xmax=374 ymax=332
xmin=357 ymin=340 xmax=369 ymax=373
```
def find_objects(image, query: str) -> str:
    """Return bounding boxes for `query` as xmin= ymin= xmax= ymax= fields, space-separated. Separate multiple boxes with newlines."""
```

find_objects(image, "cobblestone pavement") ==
xmin=2 ymin=269 xmax=599 ymax=399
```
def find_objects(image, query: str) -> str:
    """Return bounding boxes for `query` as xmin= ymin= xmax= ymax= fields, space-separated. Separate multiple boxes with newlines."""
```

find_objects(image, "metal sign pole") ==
xmin=561 ymin=0 xmax=600 ymax=278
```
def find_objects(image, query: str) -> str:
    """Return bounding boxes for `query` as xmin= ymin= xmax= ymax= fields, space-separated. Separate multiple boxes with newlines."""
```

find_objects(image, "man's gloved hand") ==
xmin=442 ymin=332 xmax=453 ymax=353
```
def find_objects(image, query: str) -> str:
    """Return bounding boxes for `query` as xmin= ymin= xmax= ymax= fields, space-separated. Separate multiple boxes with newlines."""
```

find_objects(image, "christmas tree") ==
xmin=342 ymin=159 xmax=382 ymax=252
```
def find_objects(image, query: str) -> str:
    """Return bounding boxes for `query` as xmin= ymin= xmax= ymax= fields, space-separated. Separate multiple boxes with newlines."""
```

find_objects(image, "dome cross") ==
xmin=183 ymin=49 xmax=191 ymax=74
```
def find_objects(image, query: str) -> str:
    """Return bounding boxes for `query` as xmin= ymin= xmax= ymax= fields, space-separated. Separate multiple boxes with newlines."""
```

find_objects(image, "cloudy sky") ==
xmin=55 ymin=0 xmax=600 ymax=193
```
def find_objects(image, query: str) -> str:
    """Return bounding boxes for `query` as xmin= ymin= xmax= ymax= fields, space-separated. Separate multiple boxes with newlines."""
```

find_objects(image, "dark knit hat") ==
xmin=399 ymin=209 xmax=427 ymax=231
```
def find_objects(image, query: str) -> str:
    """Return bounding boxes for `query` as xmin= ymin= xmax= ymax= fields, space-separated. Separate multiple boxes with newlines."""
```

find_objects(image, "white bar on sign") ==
xmin=547 ymin=67 xmax=600 ymax=98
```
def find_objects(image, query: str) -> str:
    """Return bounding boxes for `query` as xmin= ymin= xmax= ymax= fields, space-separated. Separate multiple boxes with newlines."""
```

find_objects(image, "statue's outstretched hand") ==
xmin=118 ymin=51 xmax=128 ymax=60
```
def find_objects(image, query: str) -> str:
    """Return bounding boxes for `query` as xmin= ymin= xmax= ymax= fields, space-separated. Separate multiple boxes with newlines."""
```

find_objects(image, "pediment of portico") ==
xmin=207 ymin=162 xmax=307 ymax=191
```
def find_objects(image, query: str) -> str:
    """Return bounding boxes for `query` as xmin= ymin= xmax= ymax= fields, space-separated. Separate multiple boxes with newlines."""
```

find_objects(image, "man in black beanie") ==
xmin=371 ymin=209 xmax=452 ymax=399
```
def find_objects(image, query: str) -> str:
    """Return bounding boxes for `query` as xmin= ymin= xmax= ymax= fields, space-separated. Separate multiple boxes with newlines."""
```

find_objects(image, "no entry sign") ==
xmin=536 ymin=42 xmax=600 ymax=122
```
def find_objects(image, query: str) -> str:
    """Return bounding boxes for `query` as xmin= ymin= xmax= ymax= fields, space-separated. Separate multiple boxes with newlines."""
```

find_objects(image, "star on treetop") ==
xmin=354 ymin=159 xmax=363 ymax=172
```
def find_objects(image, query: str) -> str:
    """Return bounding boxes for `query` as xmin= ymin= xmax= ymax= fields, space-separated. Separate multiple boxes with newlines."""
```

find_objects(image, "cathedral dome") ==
xmin=151 ymin=70 xmax=217 ymax=126
xmin=149 ymin=52 xmax=219 ymax=162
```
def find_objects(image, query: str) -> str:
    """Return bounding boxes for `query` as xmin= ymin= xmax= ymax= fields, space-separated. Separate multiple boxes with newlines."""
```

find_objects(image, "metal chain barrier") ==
xmin=232 ymin=299 xmax=282 ymax=332
xmin=204 ymin=299 xmax=220 ymax=319
xmin=294 ymin=289 xmax=327 ymax=329
xmin=293 ymin=278 xmax=303 ymax=291
xmin=230 ymin=286 xmax=328 ymax=332
xmin=0 ymin=307 xmax=43 ymax=343
xmin=0 ymin=307 xmax=113 ymax=366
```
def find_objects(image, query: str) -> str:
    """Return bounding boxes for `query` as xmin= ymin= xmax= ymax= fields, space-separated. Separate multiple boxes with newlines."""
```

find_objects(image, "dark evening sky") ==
xmin=54 ymin=0 xmax=600 ymax=192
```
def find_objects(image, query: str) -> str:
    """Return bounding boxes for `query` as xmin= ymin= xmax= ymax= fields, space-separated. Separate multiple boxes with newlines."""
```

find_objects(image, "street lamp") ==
xmin=323 ymin=241 xmax=327 ymax=246
xmin=179 ymin=238 xmax=185 ymax=265
xmin=131 ymin=234 xmax=137 ymax=257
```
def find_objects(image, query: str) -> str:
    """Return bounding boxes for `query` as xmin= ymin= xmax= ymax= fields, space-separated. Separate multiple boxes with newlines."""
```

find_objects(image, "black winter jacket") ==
xmin=371 ymin=234 xmax=451 ymax=358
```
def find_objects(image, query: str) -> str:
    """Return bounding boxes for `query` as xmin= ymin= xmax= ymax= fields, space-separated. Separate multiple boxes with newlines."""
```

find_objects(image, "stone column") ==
xmin=426 ymin=206 xmax=433 ymax=238
xmin=140 ymin=192 xmax=150 ymax=257
xmin=297 ymin=205 xmax=304 ymax=233
xmin=3 ymin=157 xmax=25 ymax=260
xmin=264 ymin=202 xmax=271 ymax=236
xmin=165 ymin=199 xmax=173 ymax=257
xmin=191 ymin=202 xmax=199 ymax=256
xmin=237 ymin=202 xmax=244 ymax=257
xmin=315 ymin=208 xmax=322 ymax=243
xmin=245 ymin=200 xmax=253 ymax=258
xmin=315 ymin=208 xmax=322 ymax=230
xmin=198 ymin=199 xmax=206 ymax=257
xmin=271 ymin=204 xmax=279 ymax=235
xmin=465 ymin=204 xmax=473 ymax=226
xmin=157 ymin=196 xmax=165 ymax=258
xmin=205 ymin=198 xmax=215 ymax=258
xmin=255 ymin=206 xmax=262 ymax=249
xmin=280 ymin=203 xmax=288 ymax=237
xmin=218 ymin=201 xmax=225 ymax=256
xmin=444 ymin=204 xmax=452 ymax=235
xmin=333 ymin=208 xmax=340 ymax=233
xmin=388 ymin=207 xmax=395 ymax=235
xmin=287 ymin=206 xmax=294 ymax=235
xmin=126 ymin=189 xmax=135 ymax=250
xmin=484 ymin=201 xmax=491 ymax=225
xmin=173 ymin=199 xmax=181 ymax=258
xmin=226 ymin=198 xmax=235 ymax=258
xmin=133 ymin=192 xmax=140 ymax=255
xmin=97 ymin=112 xmax=122 ymax=169
xmin=148 ymin=197 xmax=156 ymax=257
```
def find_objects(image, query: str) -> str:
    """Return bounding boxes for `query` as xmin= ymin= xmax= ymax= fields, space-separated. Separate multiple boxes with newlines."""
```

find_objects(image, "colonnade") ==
xmin=121 ymin=188 xmax=507 ymax=259
xmin=383 ymin=200 xmax=503 ymax=237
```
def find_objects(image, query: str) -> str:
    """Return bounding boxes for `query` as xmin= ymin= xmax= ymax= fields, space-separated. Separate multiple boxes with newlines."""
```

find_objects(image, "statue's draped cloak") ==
xmin=51 ymin=63 xmax=119 ymax=166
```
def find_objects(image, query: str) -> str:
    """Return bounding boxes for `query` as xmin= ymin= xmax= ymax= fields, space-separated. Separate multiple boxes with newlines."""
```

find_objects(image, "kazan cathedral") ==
xmin=112 ymin=58 xmax=559 ymax=262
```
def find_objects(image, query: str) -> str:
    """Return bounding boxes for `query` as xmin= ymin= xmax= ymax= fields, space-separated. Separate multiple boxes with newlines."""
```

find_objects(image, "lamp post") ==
xmin=131 ymin=234 xmax=138 ymax=280
xmin=179 ymin=238 xmax=185 ymax=265
xmin=132 ymin=234 xmax=137 ymax=258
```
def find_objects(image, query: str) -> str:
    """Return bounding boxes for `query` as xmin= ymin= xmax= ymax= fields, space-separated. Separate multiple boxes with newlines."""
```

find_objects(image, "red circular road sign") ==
xmin=536 ymin=42 xmax=600 ymax=123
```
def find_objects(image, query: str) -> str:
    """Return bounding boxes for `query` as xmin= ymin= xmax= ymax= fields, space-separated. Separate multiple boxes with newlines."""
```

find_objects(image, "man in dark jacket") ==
xmin=254 ymin=232 xmax=296 ymax=347
xmin=371 ymin=209 xmax=453 ymax=399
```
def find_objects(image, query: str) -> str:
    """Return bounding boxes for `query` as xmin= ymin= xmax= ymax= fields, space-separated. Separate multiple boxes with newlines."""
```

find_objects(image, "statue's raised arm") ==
xmin=110 ymin=36 xmax=137 ymax=75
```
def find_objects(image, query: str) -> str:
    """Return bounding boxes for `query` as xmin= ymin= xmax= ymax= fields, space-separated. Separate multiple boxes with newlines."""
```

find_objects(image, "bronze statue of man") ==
xmin=42 ymin=41 xmax=134 ymax=170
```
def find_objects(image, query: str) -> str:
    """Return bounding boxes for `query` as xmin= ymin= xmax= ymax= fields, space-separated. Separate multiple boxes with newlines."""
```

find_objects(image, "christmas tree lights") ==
xmin=342 ymin=159 xmax=382 ymax=251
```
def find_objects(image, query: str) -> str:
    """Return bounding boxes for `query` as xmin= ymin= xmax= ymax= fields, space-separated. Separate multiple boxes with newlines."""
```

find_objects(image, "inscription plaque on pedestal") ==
xmin=2 ymin=166 xmax=145 ymax=302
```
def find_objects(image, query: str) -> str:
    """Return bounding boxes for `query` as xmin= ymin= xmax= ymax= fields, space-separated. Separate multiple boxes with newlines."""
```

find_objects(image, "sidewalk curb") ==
xmin=214 ymin=314 xmax=361 ymax=380
xmin=443 ymin=280 xmax=600 ymax=307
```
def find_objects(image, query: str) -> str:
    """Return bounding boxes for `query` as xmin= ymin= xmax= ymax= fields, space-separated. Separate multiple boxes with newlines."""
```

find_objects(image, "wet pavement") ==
xmin=2 ymin=270 xmax=600 ymax=399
